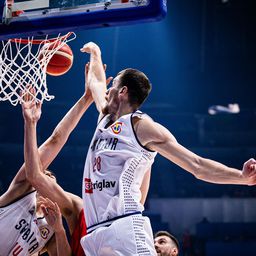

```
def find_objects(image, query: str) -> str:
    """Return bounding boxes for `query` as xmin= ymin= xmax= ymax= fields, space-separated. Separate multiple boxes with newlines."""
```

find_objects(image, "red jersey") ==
xmin=70 ymin=209 xmax=87 ymax=256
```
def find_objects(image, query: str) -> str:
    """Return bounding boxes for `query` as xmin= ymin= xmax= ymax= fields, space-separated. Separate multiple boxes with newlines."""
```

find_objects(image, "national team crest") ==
xmin=111 ymin=122 xmax=123 ymax=134
xmin=40 ymin=226 xmax=50 ymax=239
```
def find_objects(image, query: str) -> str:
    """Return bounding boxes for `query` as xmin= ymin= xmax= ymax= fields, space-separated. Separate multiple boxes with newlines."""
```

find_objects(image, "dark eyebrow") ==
xmin=157 ymin=238 xmax=167 ymax=243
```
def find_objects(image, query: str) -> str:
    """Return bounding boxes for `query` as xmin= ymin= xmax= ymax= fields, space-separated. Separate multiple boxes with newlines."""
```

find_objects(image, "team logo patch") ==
xmin=111 ymin=122 xmax=123 ymax=134
xmin=40 ymin=226 xmax=50 ymax=239
xmin=84 ymin=178 xmax=93 ymax=194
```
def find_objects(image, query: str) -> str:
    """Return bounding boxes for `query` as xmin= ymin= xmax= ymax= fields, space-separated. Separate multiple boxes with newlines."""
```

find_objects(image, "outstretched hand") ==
xmin=21 ymin=87 xmax=42 ymax=123
xmin=242 ymin=158 xmax=256 ymax=185
xmin=80 ymin=42 xmax=100 ymax=54
xmin=81 ymin=41 xmax=112 ymax=112
xmin=40 ymin=197 xmax=63 ymax=232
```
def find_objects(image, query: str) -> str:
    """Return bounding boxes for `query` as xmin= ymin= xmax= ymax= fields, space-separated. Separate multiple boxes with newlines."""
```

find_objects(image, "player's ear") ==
xmin=119 ymin=86 xmax=128 ymax=95
xmin=172 ymin=248 xmax=178 ymax=256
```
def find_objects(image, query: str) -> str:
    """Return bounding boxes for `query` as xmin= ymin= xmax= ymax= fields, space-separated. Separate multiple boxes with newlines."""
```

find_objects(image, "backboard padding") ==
xmin=0 ymin=0 xmax=167 ymax=40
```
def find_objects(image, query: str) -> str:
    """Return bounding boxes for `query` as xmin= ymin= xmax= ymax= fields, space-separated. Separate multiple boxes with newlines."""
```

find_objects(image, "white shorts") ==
xmin=80 ymin=214 xmax=157 ymax=256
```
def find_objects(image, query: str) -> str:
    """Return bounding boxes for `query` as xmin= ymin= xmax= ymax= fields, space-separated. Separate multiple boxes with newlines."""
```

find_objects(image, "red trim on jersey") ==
xmin=70 ymin=209 xmax=87 ymax=256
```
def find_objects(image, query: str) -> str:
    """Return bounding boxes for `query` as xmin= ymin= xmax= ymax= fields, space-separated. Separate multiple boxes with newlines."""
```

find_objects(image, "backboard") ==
xmin=0 ymin=0 xmax=167 ymax=40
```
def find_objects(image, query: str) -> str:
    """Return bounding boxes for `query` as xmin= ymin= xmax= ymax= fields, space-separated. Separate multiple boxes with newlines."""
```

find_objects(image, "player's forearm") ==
xmin=88 ymin=49 xmax=107 ymax=113
xmin=195 ymin=158 xmax=246 ymax=185
xmin=24 ymin=121 xmax=42 ymax=181
xmin=90 ymin=81 xmax=107 ymax=113
xmin=38 ymin=94 xmax=92 ymax=170
xmin=51 ymin=94 xmax=92 ymax=140
xmin=54 ymin=228 xmax=72 ymax=256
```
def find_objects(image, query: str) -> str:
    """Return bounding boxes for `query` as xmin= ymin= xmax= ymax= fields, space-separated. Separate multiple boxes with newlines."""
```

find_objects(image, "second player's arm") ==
xmin=38 ymin=94 xmax=93 ymax=169
xmin=135 ymin=117 xmax=256 ymax=185
xmin=24 ymin=112 xmax=74 ymax=214
xmin=24 ymin=94 xmax=92 ymax=213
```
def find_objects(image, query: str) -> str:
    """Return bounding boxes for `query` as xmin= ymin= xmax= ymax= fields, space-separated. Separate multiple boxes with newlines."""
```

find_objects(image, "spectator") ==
xmin=154 ymin=230 xmax=179 ymax=256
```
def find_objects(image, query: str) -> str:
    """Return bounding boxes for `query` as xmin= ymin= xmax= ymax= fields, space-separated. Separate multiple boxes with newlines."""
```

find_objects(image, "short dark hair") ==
xmin=118 ymin=68 xmax=152 ymax=108
xmin=154 ymin=231 xmax=180 ymax=250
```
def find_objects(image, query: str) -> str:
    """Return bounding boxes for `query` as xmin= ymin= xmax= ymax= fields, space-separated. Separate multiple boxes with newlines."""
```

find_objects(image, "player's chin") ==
xmin=102 ymin=104 xmax=109 ymax=115
xmin=155 ymin=249 xmax=161 ymax=255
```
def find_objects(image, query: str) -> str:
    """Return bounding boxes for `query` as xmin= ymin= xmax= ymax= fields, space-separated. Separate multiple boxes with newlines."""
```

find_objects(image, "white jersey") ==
xmin=82 ymin=111 xmax=157 ymax=231
xmin=0 ymin=191 xmax=54 ymax=256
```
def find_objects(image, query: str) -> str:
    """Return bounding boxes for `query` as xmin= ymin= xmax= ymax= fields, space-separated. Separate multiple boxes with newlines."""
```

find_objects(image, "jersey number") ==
xmin=93 ymin=156 xmax=101 ymax=172
xmin=12 ymin=242 xmax=23 ymax=256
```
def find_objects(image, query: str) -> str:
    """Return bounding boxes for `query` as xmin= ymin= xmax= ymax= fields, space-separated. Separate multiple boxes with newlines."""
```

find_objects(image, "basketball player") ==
xmin=0 ymin=72 xmax=97 ymax=255
xmin=21 ymin=70 xmax=151 ymax=256
xmin=19 ymin=88 xmax=92 ymax=256
xmin=0 ymin=173 xmax=56 ymax=255
xmin=79 ymin=42 xmax=256 ymax=255
xmin=154 ymin=231 xmax=179 ymax=256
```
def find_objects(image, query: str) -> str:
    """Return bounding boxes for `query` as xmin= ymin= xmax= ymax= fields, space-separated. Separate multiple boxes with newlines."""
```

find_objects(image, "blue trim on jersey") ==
xmin=87 ymin=211 xmax=142 ymax=234
xmin=0 ymin=190 xmax=36 ymax=208
xmin=130 ymin=111 xmax=155 ymax=153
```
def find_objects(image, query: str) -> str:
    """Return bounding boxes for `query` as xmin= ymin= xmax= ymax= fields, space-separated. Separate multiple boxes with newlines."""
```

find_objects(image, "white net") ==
xmin=0 ymin=32 xmax=76 ymax=106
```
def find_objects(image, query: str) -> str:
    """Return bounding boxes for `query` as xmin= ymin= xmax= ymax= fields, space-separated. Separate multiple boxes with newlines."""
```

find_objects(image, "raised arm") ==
xmin=0 ymin=82 xmax=93 ymax=206
xmin=80 ymin=42 xmax=108 ymax=116
xmin=135 ymin=116 xmax=256 ymax=185
xmin=37 ymin=93 xmax=92 ymax=170
xmin=22 ymin=90 xmax=75 ymax=214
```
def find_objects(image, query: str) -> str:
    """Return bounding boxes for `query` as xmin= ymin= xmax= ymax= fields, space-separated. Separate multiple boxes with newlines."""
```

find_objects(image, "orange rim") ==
xmin=10 ymin=32 xmax=74 ymax=44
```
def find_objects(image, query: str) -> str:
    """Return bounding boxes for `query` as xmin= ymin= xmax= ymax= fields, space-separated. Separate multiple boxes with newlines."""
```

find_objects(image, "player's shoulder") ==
xmin=132 ymin=110 xmax=155 ymax=124
xmin=131 ymin=110 xmax=157 ymax=138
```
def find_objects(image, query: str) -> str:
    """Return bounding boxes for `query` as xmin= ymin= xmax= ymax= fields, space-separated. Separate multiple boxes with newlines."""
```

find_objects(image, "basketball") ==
xmin=40 ymin=41 xmax=73 ymax=76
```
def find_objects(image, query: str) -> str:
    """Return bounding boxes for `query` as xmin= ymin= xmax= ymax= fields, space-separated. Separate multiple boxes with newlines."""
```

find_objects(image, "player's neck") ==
xmin=110 ymin=103 xmax=134 ymax=121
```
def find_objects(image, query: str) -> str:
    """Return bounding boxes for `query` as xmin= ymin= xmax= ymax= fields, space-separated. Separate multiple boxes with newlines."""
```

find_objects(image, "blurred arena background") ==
xmin=0 ymin=0 xmax=256 ymax=255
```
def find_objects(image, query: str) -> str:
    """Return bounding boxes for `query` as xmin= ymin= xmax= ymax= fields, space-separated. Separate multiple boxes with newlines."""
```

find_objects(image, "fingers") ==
xmin=54 ymin=202 xmax=61 ymax=216
xmin=248 ymin=164 xmax=256 ymax=177
xmin=80 ymin=42 xmax=92 ymax=53
xmin=106 ymin=76 xmax=113 ymax=87
xmin=40 ymin=197 xmax=56 ymax=211
xmin=244 ymin=158 xmax=256 ymax=171
xmin=85 ymin=62 xmax=90 ymax=76
xmin=41 ymin=204 xmax=49 ymax=216
xmin=246 ymin=158 xmax=256 ymax=165
xmin=40 ymin=197 xmax=61 ymax=219
xmin=20 ymin=85 xmax=37 ymax=104
xmin=80 ymin=42 xmax=98 ymax=53
xmin=250 ymin=164 xmax=256 ymax=172
xmin=243 ymin=159 xmax=256 ymax=183
xmin=36 ymin=101 xmax=42 ymax=110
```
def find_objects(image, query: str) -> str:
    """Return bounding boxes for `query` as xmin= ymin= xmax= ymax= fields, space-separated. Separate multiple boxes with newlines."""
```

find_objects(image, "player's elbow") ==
xmin=25 ymin=167 xmax=40 ymax=185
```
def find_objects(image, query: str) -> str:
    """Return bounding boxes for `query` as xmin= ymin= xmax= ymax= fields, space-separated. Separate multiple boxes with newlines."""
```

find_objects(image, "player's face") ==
xmin=103 ymin=74 xmax=122 ymax=115
xmin=154 ymin=236 xmax=176 ymax=256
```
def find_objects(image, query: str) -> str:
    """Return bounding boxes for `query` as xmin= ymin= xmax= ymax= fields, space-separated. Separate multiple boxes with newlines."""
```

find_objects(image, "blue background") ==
xmin=1 ymin=1 xmax=256 ymax=255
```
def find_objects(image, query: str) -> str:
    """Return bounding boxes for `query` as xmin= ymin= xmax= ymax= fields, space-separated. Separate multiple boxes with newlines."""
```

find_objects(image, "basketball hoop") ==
xmin=0 ymin=32 xmax=76 ymax=106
